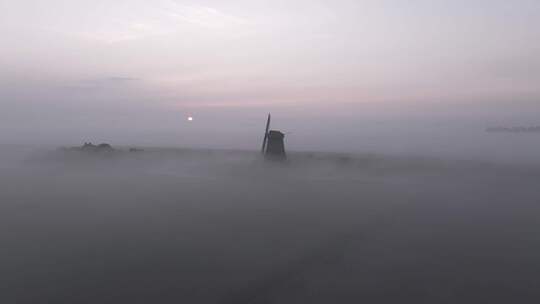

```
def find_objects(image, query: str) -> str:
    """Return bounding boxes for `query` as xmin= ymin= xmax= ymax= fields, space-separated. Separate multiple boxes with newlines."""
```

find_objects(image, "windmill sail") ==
xmin=261 ymin=113 xmax=271 ymax=153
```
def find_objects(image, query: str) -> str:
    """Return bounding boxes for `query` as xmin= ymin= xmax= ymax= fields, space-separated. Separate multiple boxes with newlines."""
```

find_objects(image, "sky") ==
xmin=1 ymin=0 xmax=540 ymax=155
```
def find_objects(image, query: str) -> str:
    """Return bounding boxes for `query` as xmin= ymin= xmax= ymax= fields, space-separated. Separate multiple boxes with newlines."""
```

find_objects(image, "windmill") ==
xmin=261 ymin=113 xmax=286 ymax=160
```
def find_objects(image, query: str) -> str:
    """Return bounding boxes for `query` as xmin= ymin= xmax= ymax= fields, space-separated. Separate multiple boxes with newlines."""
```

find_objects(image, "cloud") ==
xmin=35 ymin=1 xmax=249 ymax=44
xmin=81 ymin=77 xmax=141 ymax=85
xmin=165 ymin=3 xmax=248 ymax=29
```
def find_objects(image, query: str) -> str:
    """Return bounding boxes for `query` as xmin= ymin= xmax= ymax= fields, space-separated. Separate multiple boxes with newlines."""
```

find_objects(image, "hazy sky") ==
xmin=1 ymin=0 xmax=540 ymax=152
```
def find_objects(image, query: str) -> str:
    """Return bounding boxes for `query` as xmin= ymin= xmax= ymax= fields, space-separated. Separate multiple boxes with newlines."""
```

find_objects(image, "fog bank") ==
xmin=2 ymin=147 xmax=540 ymax=303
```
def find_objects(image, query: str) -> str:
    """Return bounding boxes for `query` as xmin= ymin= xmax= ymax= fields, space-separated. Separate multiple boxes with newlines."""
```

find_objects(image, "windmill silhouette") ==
xmin=261 ymin=114 xmax=286 ymax=160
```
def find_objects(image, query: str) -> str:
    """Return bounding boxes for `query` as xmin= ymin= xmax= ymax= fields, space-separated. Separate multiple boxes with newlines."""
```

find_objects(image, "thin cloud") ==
xmin=38 ymin=1 xmax=249 ymax=43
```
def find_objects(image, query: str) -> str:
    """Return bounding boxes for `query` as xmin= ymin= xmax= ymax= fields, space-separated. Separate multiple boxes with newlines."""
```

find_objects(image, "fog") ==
xmin=2 ymin=0 xmax=540 ymax=302
xmin=2 ymin=145 xmax=540 ymax=303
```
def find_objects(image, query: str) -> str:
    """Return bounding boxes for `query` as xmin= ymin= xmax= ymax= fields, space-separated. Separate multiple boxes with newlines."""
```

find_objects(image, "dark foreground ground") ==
xmin=1 ymin=147 xmax=540 ymax=303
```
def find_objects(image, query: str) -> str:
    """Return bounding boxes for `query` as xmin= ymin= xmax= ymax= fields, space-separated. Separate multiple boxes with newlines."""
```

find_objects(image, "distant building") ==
xmin=79 ymin=142 xmax=113 ymax=152
xmin=97 ymin=143 xmax=112 ymax=150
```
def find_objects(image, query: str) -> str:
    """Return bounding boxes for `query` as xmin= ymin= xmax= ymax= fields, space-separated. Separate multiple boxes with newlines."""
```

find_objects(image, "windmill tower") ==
xmin=261 ymin=114 xmax=286 ymax=160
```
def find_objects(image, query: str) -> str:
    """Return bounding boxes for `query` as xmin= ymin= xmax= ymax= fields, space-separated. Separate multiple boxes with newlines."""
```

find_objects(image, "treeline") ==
xmin=486 ymin=126 xmax=540 ymax=133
